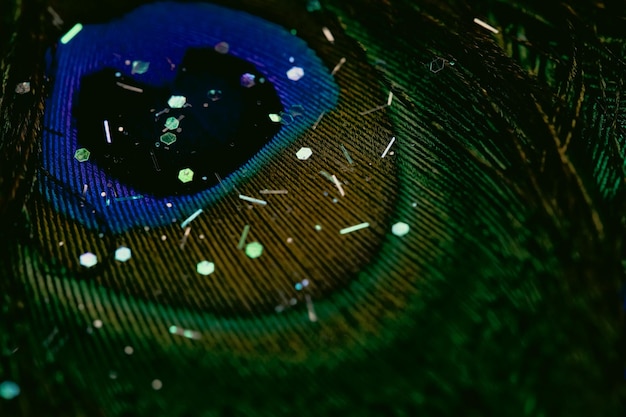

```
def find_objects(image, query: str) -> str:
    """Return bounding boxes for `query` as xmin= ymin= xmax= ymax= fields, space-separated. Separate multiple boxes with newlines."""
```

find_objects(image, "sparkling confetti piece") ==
xmin=286 ymin=66 xmax=305 ymax=81
xmin=103 ymin=120 xmax=112 ymax=143
xmin=269 ymin=113 xmax=282 ymax=123
xmin=359 ymin=103 xmax=388 ymax=116
xmin=60 ymin=23 xmax=83 ymax=44
xmin=167 ymin=95 xmax=186 ymax=108
xmin=245 ymin=242 xmax=264 ymax=259
xmin=391 ymin=222 xmax=410 ymax=237
xmin=79 ymin=252 xmax=98 ymax=268
xmin=113 ymin=195 xmax=143 ymax=202
xmin=180 ymin=208 xmax=203 ymax=229
xmin=114 ymin=246 xmax=132 ymax=262
xmin=319 ymin=170 xmax=335 ymax=183
xmin=214 ymin=41 xmax=229 ymax=54
xmin=239 ymin=195 xmax=267 ymax=205
xmin=381 ymin=136 xmax=396 ymax=158
xmin=196 ymin=260 xmax=215 ymax=276
xmin=74 ymin=148 xmax=90 ymax=162
xmin=331 ymin=57 xmax=346 ymax=76
xmin=322 ymin=27 xmax=335 ymax=43
xmin=178 ymin=167 xmax=194 ymax=183
xmin=47 ymin=6 xmax=64 ymax=28
xmin=259 ymin=189 xmax=288 ymax=195
xmin=340 ymin=222 xmax=370 ymax=235
xmin=166 ymin=56 xmax=176 ymax=70
xmin=296 ymin=147 xmax=313 ymax=160
xmin=312 ymin=112 xmax=325 ymax=129
xmin=164 ymin=116 xmax=180 ymax=130
xmin=429 ymin=58 xmax=446 ymax=73
xmin=305 ymin=294 xmax=318 ymax=322
xmin=168 ymin=326 xmax=201 ymax=340
xmin=131 ymin=60 xmax=150 ymax=75
xmin=473 ymin=17 xmax=499 ymax=34
xmin=154 ymin=108 xmax=169 ymax=118
xmin=160 ymin=132 xmax=177 ymax=145
xmin=179 ymin=227 xmax=191 ymax=250
xmin=331 ymin=174 xmax=345 ymax=197
xmin=115 ymin=81 xmax=143 ymax=93
xmin=240 ymin=73 xmax=256 ymax=87
xmin=237 ymin=224 xmax=251 ymax=250
xmin=340 ymin=144 xmax=353 ymax=164
xmin=150 ymin=150 xmax=161 ymax=171
xmin=207 ymin=89 xmax=222 ymax=101
xmin=15 ymin=82 xmax=30 ymax=94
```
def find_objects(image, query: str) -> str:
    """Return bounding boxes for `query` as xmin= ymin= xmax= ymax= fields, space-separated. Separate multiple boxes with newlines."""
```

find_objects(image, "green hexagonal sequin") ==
xmin=160 ymin=132 xmax=177 ymax=145
xmin=74 ymin=148 xmax=91 ymax=162
xmin=178 ymin=168 xmax=194 ymax=183
xmin=245 ymin=242 xmax=264 ymax=259
xmin=164 ymin=117 xmax=179 ymax=130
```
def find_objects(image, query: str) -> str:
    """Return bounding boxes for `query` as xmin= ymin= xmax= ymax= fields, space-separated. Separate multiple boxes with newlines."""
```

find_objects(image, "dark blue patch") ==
xmin=43 ymin=2 xmax=338 ymax=232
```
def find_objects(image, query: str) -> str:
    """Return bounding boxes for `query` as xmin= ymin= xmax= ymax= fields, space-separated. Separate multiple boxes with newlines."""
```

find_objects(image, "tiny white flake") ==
xmin=322 ymin=27 xmax=335 ymax=43
xmin=473 ymin=18 xmax=499 ymax=34
xmin=381 ymin=137 xmax=396 ymax=158
xmin=286 ymin=67 xmax=305 ymax=81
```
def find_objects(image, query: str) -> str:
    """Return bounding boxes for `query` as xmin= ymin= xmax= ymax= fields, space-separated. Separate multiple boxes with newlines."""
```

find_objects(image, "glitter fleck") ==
xmin=245 ymin=242 xmax=264 ymax=259
xmin=60 ymin=23 xmax=83 ymax=44
xmin=196 ymin=260 xmax=215 ymax=276
xmin=79 ymin=252 xmax=98 ymax=268
xmin=15 ymin=82 xmax=31 ymax=94
xmin=178 ymin=168 xmax=194 ymax=183
xmin=160 ymin=132 xmax=177 ymax=145
xmin=131 ymin=60 xmax=150 ymax=75
xmin=74 ymin=148 xmax=91 ymax=162
xmin=207 ymin=89 xmax=223 ymax=101
xmin=296 ymin=147 xmax=313 ymax=160
xmin=167 ymin=95 xmax=186 ymax=108
xmin=286 ymin=66 xmax=305 ymax=81
xmin=115 ymin=246 xmax=132 ymax=262
xmin=392 ymin=222 xmax=410 ymax=237
xmin=240 ymin=73 xmax=256 ymax=88
xmin=214 ymin=41 xmax=229 ymax=54
xmin=164 ymin=117 xmax=180 ymax=130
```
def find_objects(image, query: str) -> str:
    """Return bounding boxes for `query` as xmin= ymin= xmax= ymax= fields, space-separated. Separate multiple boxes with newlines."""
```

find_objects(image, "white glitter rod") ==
xmin=340 ymin=222 xmax=370 ymax=235
xmin=381 ymin=136 xmax=396 ymax=158
xmin=473 ymin=18 xmax=499 ymax=34
xmin=180 ymin=208 xmax=203 ymax=229
xmin=239 ymin=194 xmax=267 ymax=206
